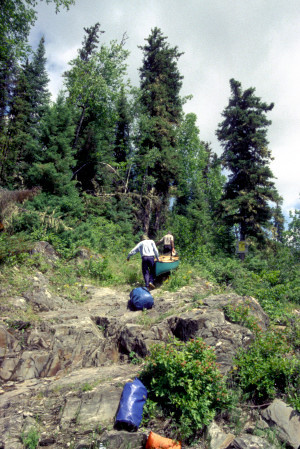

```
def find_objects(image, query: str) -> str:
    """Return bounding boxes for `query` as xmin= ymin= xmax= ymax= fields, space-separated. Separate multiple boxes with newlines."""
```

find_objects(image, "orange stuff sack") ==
xmin=145 ymin=431 xmax=181 ymax=449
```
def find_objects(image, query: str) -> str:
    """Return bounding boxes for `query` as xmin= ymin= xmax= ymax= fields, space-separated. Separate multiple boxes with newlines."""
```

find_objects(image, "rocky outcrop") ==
xmin=261 ymin=399 xmax=300 ymax=449
xmin=0 ymin=247 xmax=298 ymax=448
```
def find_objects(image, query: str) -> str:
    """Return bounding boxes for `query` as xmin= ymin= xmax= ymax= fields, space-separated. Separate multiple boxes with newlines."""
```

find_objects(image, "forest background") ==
xmin=0 ymin=0 xmax=299 ymax=441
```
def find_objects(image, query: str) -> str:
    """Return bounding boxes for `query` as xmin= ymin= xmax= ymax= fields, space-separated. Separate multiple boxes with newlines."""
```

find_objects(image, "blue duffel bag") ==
xmin=129 ymin=287 xmax=154 ymax=310
xmin=115 ymin=377 xmax=147 ymax=431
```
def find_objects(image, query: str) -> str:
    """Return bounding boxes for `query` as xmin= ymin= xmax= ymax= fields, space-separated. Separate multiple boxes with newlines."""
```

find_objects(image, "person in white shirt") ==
xmin=127 ymin=234 xmax=159 ymax=289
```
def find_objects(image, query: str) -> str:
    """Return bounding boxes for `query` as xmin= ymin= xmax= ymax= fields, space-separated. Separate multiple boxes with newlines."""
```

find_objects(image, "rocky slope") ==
xmin=0 ymin=243 xmax=299 ymax=449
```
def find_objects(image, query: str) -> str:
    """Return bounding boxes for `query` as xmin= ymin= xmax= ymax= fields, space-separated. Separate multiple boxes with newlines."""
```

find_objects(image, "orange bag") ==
xmin=145 ymin=431 xmax=181 ymax=449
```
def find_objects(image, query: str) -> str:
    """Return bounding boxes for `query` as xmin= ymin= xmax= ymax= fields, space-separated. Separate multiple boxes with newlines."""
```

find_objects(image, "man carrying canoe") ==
xmin=157 ymin=231 xmax=175 ymax=254
xmin=127 ymin=234 xmax=159 ymax=290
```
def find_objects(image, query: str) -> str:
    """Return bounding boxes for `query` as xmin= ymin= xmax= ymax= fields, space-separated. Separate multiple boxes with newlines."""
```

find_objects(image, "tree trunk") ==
xmin=72 ymin=105 xmax=86 ymax=151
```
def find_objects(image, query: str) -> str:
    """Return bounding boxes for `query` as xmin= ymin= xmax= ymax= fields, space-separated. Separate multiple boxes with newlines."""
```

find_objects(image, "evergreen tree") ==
xmin=137 ymin=27 xmax=184 ymax=233
xmin=0 ymin=61 xmax=33 ymax=186
xmin=0 ymin=0 xmax=75 ymax=128
xmin=22 ymin=37 xmax=50 ymax=172
xmin=1 ymin=38 xmax=50 ymax=186
xmin=28 ymin=92 xmax=76 ymax=196
xmin=216 ymin=79 xmax=281 ymax=244
xmin=28 ymin=37 xmax=50 ymax=124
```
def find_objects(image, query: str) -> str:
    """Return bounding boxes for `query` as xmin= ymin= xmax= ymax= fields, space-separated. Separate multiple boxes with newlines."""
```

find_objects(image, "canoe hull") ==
xmin=155 ymin=259 xmax=179 ymax=276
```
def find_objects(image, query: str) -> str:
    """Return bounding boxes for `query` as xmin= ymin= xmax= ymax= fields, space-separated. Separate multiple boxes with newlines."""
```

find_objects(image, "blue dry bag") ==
xmin=129 ymin=287 xmax=154 ymax=310
xmin=115 ymin=378 xmax=147 ymax=431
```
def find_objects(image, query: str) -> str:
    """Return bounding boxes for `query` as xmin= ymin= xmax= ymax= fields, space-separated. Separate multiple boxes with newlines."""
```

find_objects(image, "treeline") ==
xmin=1 ymin=1 xmax=299 ymax=259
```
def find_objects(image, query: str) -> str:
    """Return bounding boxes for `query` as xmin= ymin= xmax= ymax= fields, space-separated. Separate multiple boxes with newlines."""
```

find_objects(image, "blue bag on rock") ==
xmin=129 ymin=287 xmax=154 ymax=310
xmin=115 ymin=378 xmax=147 ymax=431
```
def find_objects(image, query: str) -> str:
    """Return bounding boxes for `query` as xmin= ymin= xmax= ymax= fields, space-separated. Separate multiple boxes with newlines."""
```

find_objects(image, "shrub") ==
xmin=224 ymin=300 xmax=262 ymax=334
xmin=139 ymin=337 xmax=230 ymax=441
xmin=0 ymin=233 xmax=32 ymax=264
xmin=233 ymin=328 xmax=300 ymax=409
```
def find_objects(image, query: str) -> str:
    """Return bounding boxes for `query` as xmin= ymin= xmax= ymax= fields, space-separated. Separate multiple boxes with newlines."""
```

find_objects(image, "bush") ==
xmin=0 ymin=233 xmax=32 ymax=264
xmin=233 ymin=328 xmax=300 ymax=408
xmin=139 ymin=337 xmax=230 ymax=441
xmin=224 ymin=300 xmax=262 ymax=334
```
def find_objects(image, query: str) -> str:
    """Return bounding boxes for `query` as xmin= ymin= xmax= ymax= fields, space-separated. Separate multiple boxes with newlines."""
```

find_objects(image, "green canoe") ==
xmin=155 ymin=256 xmax=180 ymax=276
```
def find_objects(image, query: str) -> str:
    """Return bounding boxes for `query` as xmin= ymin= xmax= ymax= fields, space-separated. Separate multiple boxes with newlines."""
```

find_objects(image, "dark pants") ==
xmin=142 ymin=256 xmax=155 ymax=288
xmin=163 ymin=244 xmax=172 ymax=254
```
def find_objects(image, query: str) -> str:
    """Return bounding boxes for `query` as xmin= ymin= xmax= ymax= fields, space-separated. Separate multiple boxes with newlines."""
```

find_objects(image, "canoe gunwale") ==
xmin=155 ymin=259 xmax=180 ymax=276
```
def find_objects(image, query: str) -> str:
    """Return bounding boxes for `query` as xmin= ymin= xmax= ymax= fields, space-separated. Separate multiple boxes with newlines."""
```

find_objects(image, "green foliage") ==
xmin=64 ymin=25 xmax=129 ymax=192
xmin=136 ymin=27 xmax=184 ymax=231
xmin=21 ymin=426 xmax=40 ymax=449
xmin=217 ymin=78 xmax=281 ymax=243
xmin=286 ymin=206 xmax=300 ymax=253
xmin=162 ymin=266 xmax=192 ymax=292
xmin=77 ymin=257 xmax=114 ymax=283
xmin=139 ymin=337 xmax=230 ymax=441
xmin=233 ymin=329 xmax=300 ymax=408
xmin=224 ymin=300 xmax=262 ymax=334
xmin=175 ymin=113 xmax=225 ymax=249
xmin=27 ymin=93 xmax=77 ymax=195
xmin=129 ymin=351 xmax=142 ymax=365
xmin=0 ymin=232 xmax=32 ymax=264
xmin=80 ymin=382 xmax=94 ymax=392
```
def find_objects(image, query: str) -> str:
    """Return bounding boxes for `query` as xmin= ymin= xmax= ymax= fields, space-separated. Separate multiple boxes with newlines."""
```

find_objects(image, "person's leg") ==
xmin=142 ymin=257 xmax=150 ymax=288
xmin=148 ymin=257 xmax=155 ymax=284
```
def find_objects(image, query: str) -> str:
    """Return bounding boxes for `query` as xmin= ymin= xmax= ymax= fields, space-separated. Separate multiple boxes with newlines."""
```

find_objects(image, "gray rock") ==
xmin=208 ymin=421 xmax=235 ymax=449
xmin=100 ymin=429 xmax=147 ymax=449
xmin=168 ymin=308 xmax=253 ymax=373
xmin=30 ymin=241 xmax=58 ymax=264
xmin=261 ymin=399 xmax=300 ymax=449
xmin=233 ymin=434 xmax=277 ymax=449
xmin=0 ymin=258 xmax=294 ymax=449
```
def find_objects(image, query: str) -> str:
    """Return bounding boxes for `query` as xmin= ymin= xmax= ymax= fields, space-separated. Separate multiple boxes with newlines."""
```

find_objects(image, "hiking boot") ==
xmin=149 ymin=282 xmax=155 ymax=289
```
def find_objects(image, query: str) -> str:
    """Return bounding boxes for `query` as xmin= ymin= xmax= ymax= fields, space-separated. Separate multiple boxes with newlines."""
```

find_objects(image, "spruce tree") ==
xmin=28 ymin=93 xmax=76 ymax=196
xmin=216 ymin=79 xmax=281 ymax=243
xmin=0 ymin=61 xmax=33 ymax=186
xmin=137 ymin=27 xmax=184 ymax=232
xmin=2 ymin=38 xmax=50 ymax=186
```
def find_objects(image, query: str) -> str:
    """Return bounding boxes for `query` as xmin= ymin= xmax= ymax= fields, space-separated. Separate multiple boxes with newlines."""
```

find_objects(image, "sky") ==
xmin=29 ymin=0 xmax=300 ymax=220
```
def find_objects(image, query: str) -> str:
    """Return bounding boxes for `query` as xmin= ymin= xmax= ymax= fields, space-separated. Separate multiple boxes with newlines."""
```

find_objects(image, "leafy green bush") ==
xmin=224 ymin=300 xmax=262 ymax=334
xmin=78 ymin=257 xmax=114 ymax=282
xmin=233 ymin=329 xmax=300 ymax=409
xmin=139 ymin=337 xmax=230 ymax=441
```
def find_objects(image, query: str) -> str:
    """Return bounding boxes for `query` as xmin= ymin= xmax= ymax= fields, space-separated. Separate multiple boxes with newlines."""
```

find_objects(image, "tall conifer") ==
xmin=137 ymin=27 xmax=184 ymax=232
xmin=216 ymin=79 xmax=281 ymax=243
